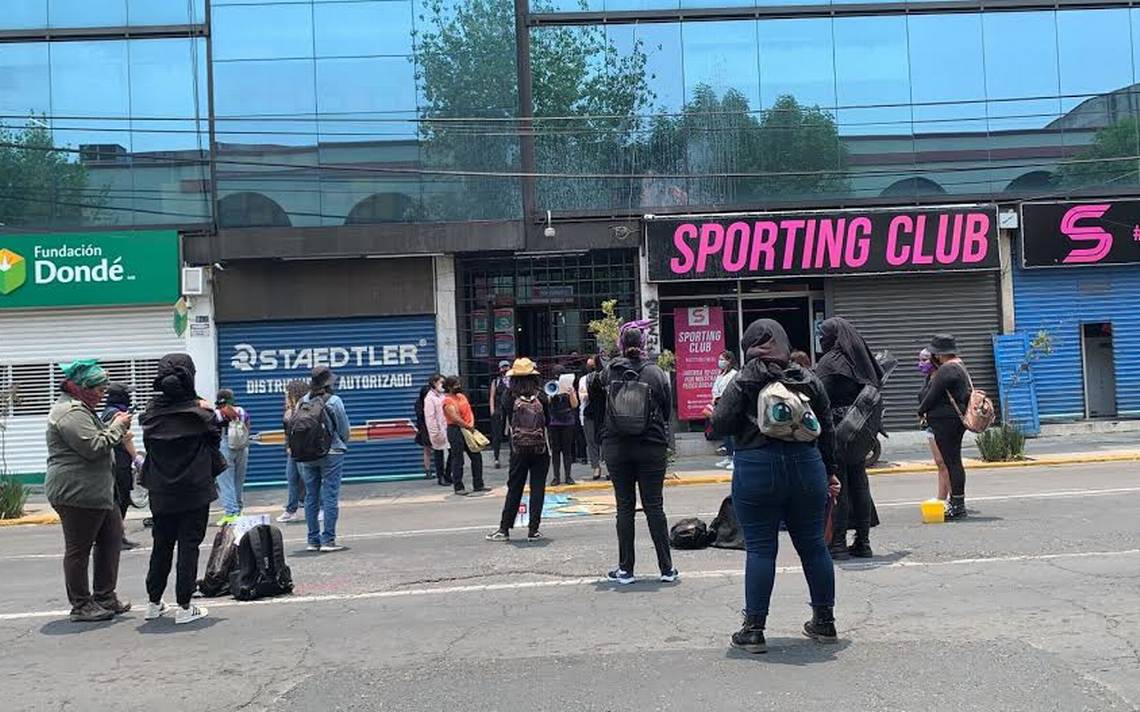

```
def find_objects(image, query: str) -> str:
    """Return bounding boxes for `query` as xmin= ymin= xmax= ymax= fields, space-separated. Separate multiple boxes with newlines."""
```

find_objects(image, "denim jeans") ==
xmin=732 ymin=441 xmax=835 ymax=617
xmin=722 ymin=435 xmax=736 ymax=456
xmin=217 ymin=440 xmax=248 ymax=516
xmin=301 ymin=453 xmax=345 ymax=546
xmin=284 ymin=455 xmax=304 ymax=514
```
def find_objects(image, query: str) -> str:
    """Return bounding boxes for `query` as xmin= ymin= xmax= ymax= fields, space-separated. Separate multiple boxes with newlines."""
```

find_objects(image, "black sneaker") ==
xmin=660 ymin=568 xmax=680 ymax=583
xmin=527 ymin=530 xmax=543 ymax=541
xmin=848 ymin=539 xmax=873 ymax=559
xmin=485 ymin=530 xmax=509 ymax=542
xmin=564 ymin=477 xmax=576 ymax=486
xmin=70 ymin=602 xmax=114 ymax=623
xmin=945 ymin=496 xmax=968 ymax=521
xmin=474 ymin=486 xmax=493 ymax=493
xmin=120 ymin=538 xmax=138 ymax=551
xmin=829 ymin=543 xmax=850 ymax=561
xmin=605 ymin=569 xmax=635 ymax=585
xmin=454 ymin=488 xmax=470 ymax=496
xmin=730 ymin=613 xmax=767 ymax=654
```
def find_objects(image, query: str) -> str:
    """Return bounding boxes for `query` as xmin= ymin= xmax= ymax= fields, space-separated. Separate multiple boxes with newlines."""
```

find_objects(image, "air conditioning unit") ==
xmin=181 ymin=267 xmax=205 ymax=296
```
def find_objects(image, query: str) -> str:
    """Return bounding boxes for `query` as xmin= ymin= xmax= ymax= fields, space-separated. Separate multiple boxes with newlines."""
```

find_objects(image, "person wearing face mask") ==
xmin=709 ymin=351 xmax=739 ymax=470
xmin=488 ymin=360 xmax=513 ymax=469
xmin=424 ymin=374 xmax=451 ymax=487
xmin=918 ymin=336 xmax=972 ymax=519
xmin=917 ymin=349 xmax=951 ymax=503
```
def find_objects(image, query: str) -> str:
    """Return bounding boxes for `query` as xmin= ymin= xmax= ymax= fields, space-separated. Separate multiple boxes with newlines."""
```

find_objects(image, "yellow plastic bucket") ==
xmin=921 ymin=499 xmax=946 ymax=524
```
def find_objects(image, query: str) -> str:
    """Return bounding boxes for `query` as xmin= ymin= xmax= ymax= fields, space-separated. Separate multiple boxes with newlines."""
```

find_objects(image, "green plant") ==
xmin=975 ymin=423 xmax=1027 ymax=462
xmin=588 ymin=299 xmax=621 ymax=355
xmin=656 ymin=349 xmax=676 ymax=373
xmin=0 ymin=476 xmax=27 ymax=520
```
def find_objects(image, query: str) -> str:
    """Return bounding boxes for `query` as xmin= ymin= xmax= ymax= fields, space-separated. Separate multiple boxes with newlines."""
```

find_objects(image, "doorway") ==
xmin=1081 ymin=322 xmax=1117 ymax=418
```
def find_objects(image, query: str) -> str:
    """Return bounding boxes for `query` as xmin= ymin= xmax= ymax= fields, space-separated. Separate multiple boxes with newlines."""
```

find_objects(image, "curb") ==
xmin=0 ymin=512 xmax=60 ymax=528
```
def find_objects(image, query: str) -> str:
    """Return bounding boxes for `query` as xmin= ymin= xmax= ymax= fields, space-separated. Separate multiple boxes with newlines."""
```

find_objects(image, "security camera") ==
xmin=544 ymin=210 xmax=556 ymax=239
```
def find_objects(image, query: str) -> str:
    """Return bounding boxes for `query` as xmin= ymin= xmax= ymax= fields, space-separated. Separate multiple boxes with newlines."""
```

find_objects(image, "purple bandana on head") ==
xmin=619 ymin=319 xmax=655 ymax=358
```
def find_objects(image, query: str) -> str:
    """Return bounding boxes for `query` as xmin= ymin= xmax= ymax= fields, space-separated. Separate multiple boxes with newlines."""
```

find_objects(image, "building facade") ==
xmin=3 ymin=1 xmax=1140 ymax=480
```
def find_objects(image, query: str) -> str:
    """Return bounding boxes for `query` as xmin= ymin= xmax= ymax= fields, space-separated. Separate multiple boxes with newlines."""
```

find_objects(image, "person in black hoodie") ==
xmin=918 ymin=334 xmax=972 ymax=521
xmin=815 ymin=317 xmax=883 ymax=559
xmin=589 ymin=323 xmax=677 ymax=585
xmin=710 ymin=319 xmax=841 ymax=654
xmin=101 ymin=383 xmax=142 ymax=550
xmin=139 ymin=353 xmax=223 ymax=625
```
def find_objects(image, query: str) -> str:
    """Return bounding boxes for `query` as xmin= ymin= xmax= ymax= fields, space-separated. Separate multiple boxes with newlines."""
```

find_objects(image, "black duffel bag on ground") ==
xmin=669 ymin=518 xmax=710 ymax=550
xmin=708 ymin=496 xmax=745 ymax=550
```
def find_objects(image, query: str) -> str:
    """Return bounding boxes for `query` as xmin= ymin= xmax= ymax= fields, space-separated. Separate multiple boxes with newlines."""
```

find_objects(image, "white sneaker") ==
xmin=306 ymin=543 xmax=321 ymax=552
xmin=174 ymin=604 xmax=208 ymax=625
xmin=145 ymin=600 xmax=168 ymax=620
xmin=320 ymin=543 xmax=346 ymax=553
xmin=716 ymin=458 xmax=732 ymax=468
xmin=726 ymin=461 xmax=734 ymax=471
xmin=277 ymin=510 xmax=298 ymax=523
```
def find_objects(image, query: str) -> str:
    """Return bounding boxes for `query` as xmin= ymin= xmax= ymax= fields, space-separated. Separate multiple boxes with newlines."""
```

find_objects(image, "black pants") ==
xmin=548 ymin=424 xmax=576 ymax=482
xmin=499 ymin=449 xmax=550 ymax=533
xmin=146 ymin=506 xmax=209 ymax=607
xmin=114 ymin=464 xmax=133 ymax=519
xmin=929 ymin=417 xmax=967 ymax=497
xmin=433 ymin=448 xmax=448 ymax=483
xmin=831 ymin=459 xmax=875 ymax=539
xmin=54 ymin=505 xmax=123 ymax=611
xmin=490 ymin=411 xmax=508 ymax=461
xmin=604 ymin=441 xmax=673 ymax=576
xmin=447 ymin=425 xmax=484 ymax=491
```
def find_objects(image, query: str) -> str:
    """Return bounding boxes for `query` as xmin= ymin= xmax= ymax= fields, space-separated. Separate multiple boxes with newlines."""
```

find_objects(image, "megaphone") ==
xmin=544 ymin=380 xmax=560 ymax=397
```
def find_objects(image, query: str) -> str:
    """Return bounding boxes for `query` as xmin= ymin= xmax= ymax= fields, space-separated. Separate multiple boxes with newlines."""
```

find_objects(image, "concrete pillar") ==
xmin=185 ymin=267 xmax=219 ymax=398
xmin=998 ymin=229 xmax=1016 ymax=334
xmin=434 ymin=255 xmax=459 ymax=375
xmin=639 ymin=242 xmax=661 ymax=355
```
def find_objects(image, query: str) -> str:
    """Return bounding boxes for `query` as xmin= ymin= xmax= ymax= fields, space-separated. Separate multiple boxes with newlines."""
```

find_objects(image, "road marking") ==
xmin=2 ymin=548 xmax=1138 ymax=623
xmin=4 ymin=484 xmax=1140 ymax=563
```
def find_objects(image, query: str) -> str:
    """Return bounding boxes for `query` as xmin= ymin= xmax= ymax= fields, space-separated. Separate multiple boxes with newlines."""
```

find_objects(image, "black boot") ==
xmin=829 ymin=539 xmax=850 ymax=561
xmin=730 ymin=612 xmax=767 ymax=654
xmin=803 ymin=606 xmax=838 ymax=644
xmin=848 ymin=531 xmax=873 ymax=559
xmin=945 ymin=495 xmax=968 ymax=521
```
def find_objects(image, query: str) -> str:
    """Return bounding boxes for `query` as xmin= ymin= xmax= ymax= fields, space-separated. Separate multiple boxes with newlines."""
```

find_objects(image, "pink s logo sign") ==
xmin=1060 ymin=204 xmax=1113 ymax=264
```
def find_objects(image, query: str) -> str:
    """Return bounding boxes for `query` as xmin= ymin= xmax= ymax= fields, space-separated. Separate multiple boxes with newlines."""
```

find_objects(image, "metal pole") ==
xmin=514 ymin=0 xmax=537 ymax=230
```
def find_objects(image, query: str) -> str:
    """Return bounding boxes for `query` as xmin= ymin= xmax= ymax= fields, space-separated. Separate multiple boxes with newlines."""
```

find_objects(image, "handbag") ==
xmin=946 ymin=363 xmax=995 ymax=434
xmin=461 ymin=427 xmax=490 ymax=453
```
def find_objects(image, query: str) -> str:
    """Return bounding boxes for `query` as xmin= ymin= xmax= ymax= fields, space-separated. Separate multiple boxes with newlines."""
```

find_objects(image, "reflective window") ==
xmin=4 ymin=1 xmax=48 ymax=30
xmin=2 ymin=0 xmax=204 ymax=30
xmin=315 ymin=1 xmax=415 ymax=57
xmin=48 ymin=0 xmax=127 ymax=28
xmin=757 ymin=18 xmax=835 ymax=111
xmin=681 ymin=21 xmax=759 ymax=109
xmin=127 ymin=0 xmax=206 ymax=25
xmin=212 ymin=4 xmax=315 ymax=60
xmin=1057 ymin=9 xmax=1132 ymax=110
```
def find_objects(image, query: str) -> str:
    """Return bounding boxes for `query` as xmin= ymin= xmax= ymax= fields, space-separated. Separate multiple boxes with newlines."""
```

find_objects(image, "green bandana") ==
xmin=59 ymin=359 xmax=109 ymax=389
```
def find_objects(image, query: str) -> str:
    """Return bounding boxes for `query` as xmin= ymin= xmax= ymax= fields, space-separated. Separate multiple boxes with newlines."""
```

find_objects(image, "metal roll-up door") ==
xmin=216 ymin=315 xmax=439 ymax=484
xmin=0 ymin=306 xmax=187 ymax=480
xmin=829 ymin=272 xmax=1001 ymax=432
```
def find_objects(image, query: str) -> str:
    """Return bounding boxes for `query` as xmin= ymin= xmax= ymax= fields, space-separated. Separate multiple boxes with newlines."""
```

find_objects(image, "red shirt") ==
xmin=444 ymin=393 xmax=474 ymax=428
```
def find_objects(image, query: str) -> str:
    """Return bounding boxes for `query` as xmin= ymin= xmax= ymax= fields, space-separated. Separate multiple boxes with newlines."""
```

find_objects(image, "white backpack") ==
xmin=228 ymin=409 xmax=251 ymax=450
xmin=756 ymin=381 xmax=822 ymax=443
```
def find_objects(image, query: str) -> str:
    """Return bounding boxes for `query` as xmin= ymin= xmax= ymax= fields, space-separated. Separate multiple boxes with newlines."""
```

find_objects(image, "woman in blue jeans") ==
xmin=710 ymin=319 xmax=842 ymax=654
xmin=277 ymin=380 xmax=309 ymax=523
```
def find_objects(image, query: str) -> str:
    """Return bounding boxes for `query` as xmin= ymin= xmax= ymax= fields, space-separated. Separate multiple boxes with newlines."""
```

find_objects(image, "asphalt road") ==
xmin=2 ymin=462 xmax=1139 ymax=711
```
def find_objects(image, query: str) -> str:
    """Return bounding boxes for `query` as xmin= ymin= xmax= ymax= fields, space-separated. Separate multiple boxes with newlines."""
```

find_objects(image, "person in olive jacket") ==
xmin=45 ymin=359 xmax=133 ymax=623
xmin=139 ymin=353 xmax=223 ymax=625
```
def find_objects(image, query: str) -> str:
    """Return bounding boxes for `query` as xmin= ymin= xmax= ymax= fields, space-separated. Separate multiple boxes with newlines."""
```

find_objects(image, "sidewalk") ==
xmin=6 ymin=426 xmax=1139 ymax=527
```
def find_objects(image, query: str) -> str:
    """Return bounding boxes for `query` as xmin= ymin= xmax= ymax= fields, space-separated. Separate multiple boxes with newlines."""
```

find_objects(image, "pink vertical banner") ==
xmin=674 ymin=306 xmax=725 ymax=421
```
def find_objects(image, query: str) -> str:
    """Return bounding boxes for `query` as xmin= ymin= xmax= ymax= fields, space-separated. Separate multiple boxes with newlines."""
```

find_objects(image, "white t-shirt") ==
xmin=711 ymin=368 xmax=738 ymax=401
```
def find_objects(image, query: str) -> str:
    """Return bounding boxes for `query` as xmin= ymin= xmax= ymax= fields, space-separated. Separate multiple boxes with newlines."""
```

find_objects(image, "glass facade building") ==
xmin=1 ymin=1 xmax=1140 ymax=230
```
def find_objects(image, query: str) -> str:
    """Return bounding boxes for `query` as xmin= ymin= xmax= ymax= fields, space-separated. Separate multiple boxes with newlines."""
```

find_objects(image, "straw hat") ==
xmin=507 ymin=357 xmax=539 ymax=377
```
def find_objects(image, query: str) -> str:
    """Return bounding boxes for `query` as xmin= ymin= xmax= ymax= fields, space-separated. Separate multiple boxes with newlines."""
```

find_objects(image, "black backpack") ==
xmin=606 ymin=364 xmax=653 ymax=437
xmin=669 ymin=518 xmax=711 ymax=550
xmin=708 ymin=496 xmax=745 ymax=550
xmin=197 ymin=524 xmax=238 ymax=598
xmin=549 ymin=392 xmax=573 ymax=421
xmin=229 ymin=525 xmax=294 ymax=601
xmin=286 ymin=396 xmax=333 ymax=463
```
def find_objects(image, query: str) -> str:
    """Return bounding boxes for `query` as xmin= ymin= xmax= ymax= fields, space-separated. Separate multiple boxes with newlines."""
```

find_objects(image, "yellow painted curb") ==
xmin=0 ymin=512 xmax=60 ymax=527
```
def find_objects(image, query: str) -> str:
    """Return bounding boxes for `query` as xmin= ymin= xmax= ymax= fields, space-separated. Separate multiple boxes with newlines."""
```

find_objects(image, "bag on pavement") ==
xmin=286 ymin=396 xmax=333 ymax=463
xmin=669 ymin=518 xmax=710 ymax=550
xmin=197 ymin=523 xmax=238 ymax=598
xmin=708 ymin=496 xmax=745 ymax=550
xmin=229 ymin=524 xmax=294 ymax=601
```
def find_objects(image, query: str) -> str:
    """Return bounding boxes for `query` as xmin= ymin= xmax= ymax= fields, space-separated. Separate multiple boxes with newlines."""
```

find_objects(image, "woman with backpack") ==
xmin=917 ymin=349 xmax=952 ymax=503
xmin=710 ymin=319 xmax=841 ymax=654
xmin=415 ymin=378 xmax=436 ymax=479
xmin=277 ymin=380 xmax=310 ymax=523
xmin=486 ymin=358 xmax=549 ymax=542
xmin=488 ymin=360 xmax=512 ymax=469
xmin=588 ymin=322 xmax=678 ymax=585
xmin=297 ymin=366 xmax=352 ymax=552
xmin=214 ymin=389 xmax=251 ymax=526
xmin=139 ymin=353 xmax=223 ymax=625
xmin=547 ymin=365 xmax=579 ymax=486
xmin=443 ymin=376 xmax=488 ymax=496
xmin=918 ymin=335 xmax=972 ymax=521
xmin=815 ymin=317 xmax=883 ymax=560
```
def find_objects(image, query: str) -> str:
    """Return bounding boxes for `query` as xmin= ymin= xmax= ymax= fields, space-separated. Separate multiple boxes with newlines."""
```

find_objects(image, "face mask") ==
xmin=434 ymin=383 xmax=445 ymax=393
xmin=918 ymin=360 xmax=935 ymax=375
xmin=718 ymin=358 xmax=729 ymax=370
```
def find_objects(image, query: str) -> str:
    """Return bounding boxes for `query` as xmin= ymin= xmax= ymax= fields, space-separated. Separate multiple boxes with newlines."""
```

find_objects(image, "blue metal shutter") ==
xmin=992 ymin=333 xmax=1040 ymax=435
xmin=217 ymin=315 xmax=438 ymax=484
xmin=1012 ymin=261 xmax=1140 ymax=421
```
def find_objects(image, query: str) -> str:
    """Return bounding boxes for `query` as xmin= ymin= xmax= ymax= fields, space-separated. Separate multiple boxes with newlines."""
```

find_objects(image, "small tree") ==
xmin=588 ymin=299 xmax=622 ymax=355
